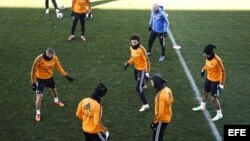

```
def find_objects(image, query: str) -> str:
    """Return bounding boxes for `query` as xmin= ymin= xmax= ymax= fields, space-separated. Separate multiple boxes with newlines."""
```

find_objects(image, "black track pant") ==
xmin=45 ymin=0 xmax=58 ymax=9
xmin=134 ymin=69 xmax=147 ymax=104
xmin=152 ymin=122 xmax=168 ymax=141
xmin=84 ymin=132 xmax=107 ymax=141
xmin=71 ymin=13 xmax=86 ymax=36
xmin=148 ymin=31 xmax=166 ymax=56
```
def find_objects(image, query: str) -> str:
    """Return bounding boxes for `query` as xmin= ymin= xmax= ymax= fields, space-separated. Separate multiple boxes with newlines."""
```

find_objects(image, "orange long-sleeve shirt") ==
xmin=127 ymin=45 xmax=150 ymax=72
xmin=153 ymin=87 xmax=174 ymax=123
xmin=76 ymin=98 xmax=107 ymax=133
xmin=72 ymin=0 xmax=91 ymax=14
xmin=202 ymin=54 xmax=226 ymax=85
xmin=31 ymin=54 xmax=67 ymax=83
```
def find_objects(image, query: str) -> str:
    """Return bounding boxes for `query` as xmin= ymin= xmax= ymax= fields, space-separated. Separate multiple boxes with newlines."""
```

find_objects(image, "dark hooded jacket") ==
xmin=151 ymin=74 xmax=167 ymax=92
xmin=91 ymin=83 xmax=107 ymax=103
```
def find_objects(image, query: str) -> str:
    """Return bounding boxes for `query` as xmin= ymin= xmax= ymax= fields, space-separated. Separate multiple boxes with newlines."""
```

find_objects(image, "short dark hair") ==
xmin=129 ymin=34 xmax=140 ymax=41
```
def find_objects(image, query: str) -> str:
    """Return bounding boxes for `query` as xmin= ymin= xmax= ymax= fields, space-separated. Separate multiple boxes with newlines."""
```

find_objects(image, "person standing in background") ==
xmin=147 ymin=3 xmax=169 ymax=62
xmin=68 ymin=0 xmax=92 ymax=42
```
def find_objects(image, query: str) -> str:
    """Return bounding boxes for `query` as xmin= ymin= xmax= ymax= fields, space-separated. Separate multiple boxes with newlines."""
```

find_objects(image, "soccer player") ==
xmin=147 ymin=3 xmax=169 ymax=62
xmin=76 ymin=83 xmax=109 ymax=141
xmin=31 ymin=48 xmax=74 ymax=122
xmin=67 ymin=0 xmax=92 ymax=42
xmin=192 ymin=44 xmax=226 ymax=121
xmin=45 ymin=0 xmax=60 ymax=16
xmin=124 ymin=34 xmax=151 ymax=112
xmin=150 ymin=74 xmax=174 ymax=141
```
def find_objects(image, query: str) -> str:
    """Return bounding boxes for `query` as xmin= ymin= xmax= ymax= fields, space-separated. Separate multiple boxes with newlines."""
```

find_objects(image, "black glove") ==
xmin=201 ymin=70 xmax=205 ymax=77
xmin=88 ymin=12 xmax=92 ymax=18
xmin=124 ymin=63 xmax=129 ymax=71
xmin=149 ymin=26 xmax=152 ymax=32
xmin=32 ymin=83 xmax=36 ymax=91
xmin=71 ymin=11 xmax=74 ymax=16
xmin=65 ymin=75 xmax=74 ymax=82
xmin=150 ymin=122 xmax=157 ymax=131
xmin=163 ymin=32 xmax=167 ymax=37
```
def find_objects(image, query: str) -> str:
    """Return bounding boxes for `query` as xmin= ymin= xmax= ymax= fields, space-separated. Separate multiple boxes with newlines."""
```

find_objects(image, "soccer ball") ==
xmin=57 ymin=12 xmax=63 ymax=19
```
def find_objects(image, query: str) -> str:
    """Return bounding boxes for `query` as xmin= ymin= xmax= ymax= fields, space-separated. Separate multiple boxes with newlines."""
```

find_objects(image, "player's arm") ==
xmin=31 ymin=55 xmax=42 ymax=83
xmin=94 ymin=105 xmax=107 ymax=131
xmin=141 ymin=47 xmax=150 ymax=73
xmin=153 ymin=92 xmax=166 ymax=123
xmin=54 ymin=56 xmax=67 ymax=76
xmin=127 ymin=47 xmax=135 ymax=65
xmin=86 ymin=0 xmax=92 ymax=13
xmin=217 ymin=59 xmax=226 ymax=85
xmin=76 ymin=101 xmax=83 ymax=120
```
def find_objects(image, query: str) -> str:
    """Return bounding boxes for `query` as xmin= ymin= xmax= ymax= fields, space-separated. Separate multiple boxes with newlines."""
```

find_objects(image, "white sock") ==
xmin=200 ymin=102 xmax=206 ymax=109
xmin=36 ymin=110 xmax=41 ymax=115
xmin=54 ymin=97 xmax=59 ymax=103
xmin=217 ymin=110 xmax=222 ymax=115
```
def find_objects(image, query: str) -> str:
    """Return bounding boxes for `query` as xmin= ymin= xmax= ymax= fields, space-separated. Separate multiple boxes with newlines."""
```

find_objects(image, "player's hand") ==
xmin=219 ymin=84 xmax=224 ymax=90
xmin=71 ymin=11 xmax=74 ymax=16
xmin=145 ymin=73 xmax=150 ymax=81
xmin=163 ymin=32 xmax=167 ymax=37
xmin=124 ymin=63 xmax=129 ymax=71
xmin=32 ymin=83 xmax=36 ymax=91
xmin=65 ymin=75 xmax=74 ymax=82
xmin=149 ymin=26 xmax=152 ymax=32
xmin=200 ymin=70 xmax=205 ymax=77
xmin=88 ymin=12 xmax=92 ymax=18
xmin=150 ymin=122 xmax=157 ymax=131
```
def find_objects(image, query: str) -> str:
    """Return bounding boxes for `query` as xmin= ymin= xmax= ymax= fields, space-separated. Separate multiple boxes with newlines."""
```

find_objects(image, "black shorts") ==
xmin=36 ymin=77 xmax=56 ymax=94
xmin=204 ymin=78 xmax=221 ymax=97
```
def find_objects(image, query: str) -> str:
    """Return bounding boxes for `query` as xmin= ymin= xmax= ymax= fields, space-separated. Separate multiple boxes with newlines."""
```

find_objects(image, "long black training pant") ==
xmin=152 ymin=122 xmax=168 ymax=141
xmin=134 ymin=69 xmax=147 ymax=104
xmin=45 ymin=0 xmax=58 ymax=9
xmin=71 ymin=13 xmax=86 ymax=36
xmin=148 ymin=30 xmax=166 ymax=56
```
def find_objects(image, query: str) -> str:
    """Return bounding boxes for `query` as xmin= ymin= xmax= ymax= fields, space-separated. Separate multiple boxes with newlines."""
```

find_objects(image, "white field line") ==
xmin=168 ymin=29 xmax=222 ymax=141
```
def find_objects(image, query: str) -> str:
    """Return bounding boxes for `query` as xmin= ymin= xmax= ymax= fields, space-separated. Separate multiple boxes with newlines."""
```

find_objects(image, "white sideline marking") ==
xmin=168 ymin=29 xmax=222 ymax=141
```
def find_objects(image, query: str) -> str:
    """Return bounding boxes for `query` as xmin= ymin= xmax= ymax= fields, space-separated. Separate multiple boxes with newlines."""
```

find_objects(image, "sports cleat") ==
xmin=45 ymin=9 xmax=49 ymax=14
xmin=192 ymin=106 xmax=205 ymax=111
xmin=67 ymin=35 xmax=75 ymax=41
xmin=159 ymin=56 xmax=165 ymax=62
xmin=80 ymin=36 xmax=86 ymax=42
xmin=143 ymin=85 xmax=147 ymax=90
xmin=212 ymin=114 xmax=223 ymax=121
xmin=139 ymin=104 xmax=149 ymax=112
xmin=55 ymin=101 xmax=64 ymax=107
xmin=35 ymin=114 xmax=41 ymax=122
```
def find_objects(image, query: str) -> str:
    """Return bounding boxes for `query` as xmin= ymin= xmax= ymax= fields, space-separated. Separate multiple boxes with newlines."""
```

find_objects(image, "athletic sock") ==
xmin=200 ymin=102 xmax=206 ymax=109
xmin=54 ymin=97 xmax=59 ymax=103
xmin=36 ymin=110 xmax=41 ymax=115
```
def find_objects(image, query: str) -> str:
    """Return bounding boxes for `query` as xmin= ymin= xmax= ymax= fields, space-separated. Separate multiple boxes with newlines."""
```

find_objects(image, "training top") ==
xmin=72 ymin=0 xmax=91 ymax=14
xmin=149 ymin=6 xmax=169 ymax=33
xmin=31 ymin=54 xmax=67 ymax=83
xmin=202 ymin=54 xmax=226 ymax=85
xmin=153 ymin=87 xmax=174 ymax=123
xmin=127 ymin=45 xmax=150 ymax=72
xmin=76 ymin=98 xmax=107 ymax=133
